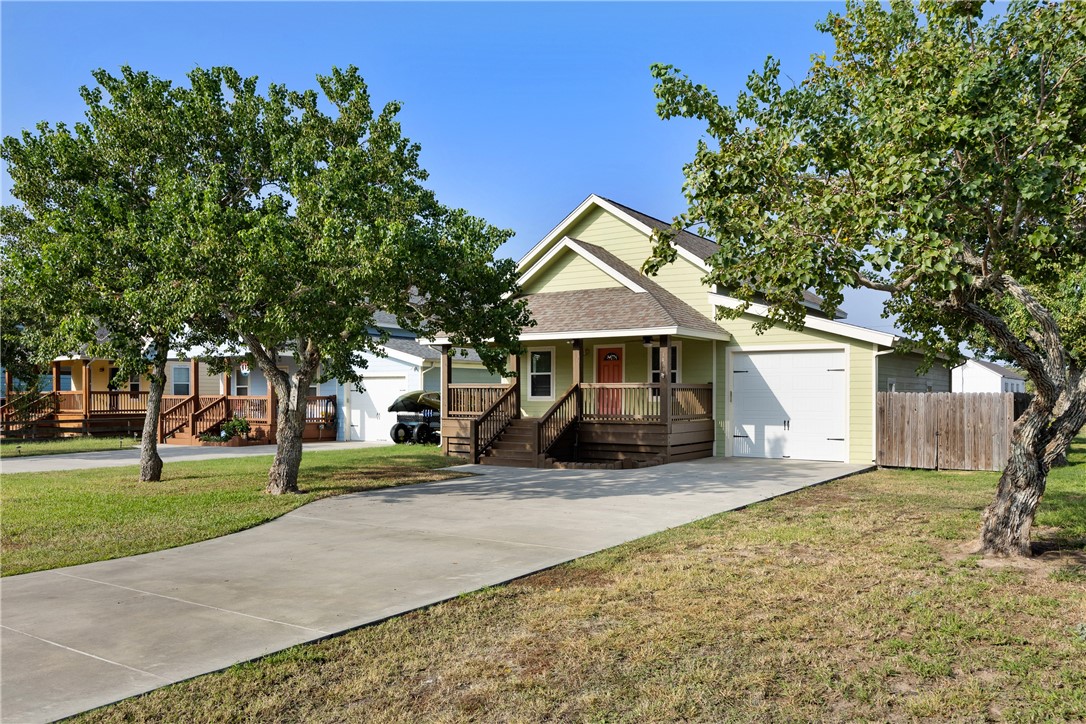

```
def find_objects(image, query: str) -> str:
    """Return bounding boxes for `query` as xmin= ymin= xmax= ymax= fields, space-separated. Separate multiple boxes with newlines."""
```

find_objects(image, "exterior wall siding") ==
xmin=565 ymin=207 xmax=714 ymax=317
xmin=878 ymin=353 xmax=951 ymax=392
xmin=717 ymin=314 xmax=877 ymax=465
xmin=522 ymin=250 xmax=620 ymax=294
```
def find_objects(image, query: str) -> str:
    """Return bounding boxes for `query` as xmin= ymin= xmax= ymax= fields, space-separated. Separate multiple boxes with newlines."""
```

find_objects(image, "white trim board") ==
xmin=427 ymin=326 xmax=731 ymax=346
xmin=708 ymin=293 xmax=897 ymax=347
xmin=517 ymin=236 xmax=647 ymax=293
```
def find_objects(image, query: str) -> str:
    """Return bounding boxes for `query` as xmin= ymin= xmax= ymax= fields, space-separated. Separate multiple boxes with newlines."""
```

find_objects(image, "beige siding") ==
xmin=718 ymin=314 xmax=878 ymax=465
xmin=878 ymin=353 xmax=951 ymax=392
xmin=165 ymin=361 xmax=223 ymax=396
xmin=522 ymin=250 xmax=620 ymax=294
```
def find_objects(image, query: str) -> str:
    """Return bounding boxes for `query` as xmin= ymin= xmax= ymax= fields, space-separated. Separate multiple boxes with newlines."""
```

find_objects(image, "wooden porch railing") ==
xmin=89 ymin=391 xmax=150 ymax=415
xmin=191 ymin=395 xmax=230 ymax=439
xmin=159 ymin=397 xmax=195 ymax=440
xmin=581 ymin=383 xmax=663 ymax=422
xmin=670 ymin=384 xmax=713 ymax=421
xmin=0 ymin=392 xmax=55 ymax=425
xmin=537 ymin=384 xmax=580 ymax=457
xmin=473 ymin=384 xmax=518 ymax=460
xmin=229 ymin=396 xmax=270 ymax=424
xmin=447 ymin=384 xmax=509 ymax=417
xmin=56 ymin=391 xmax=83 ymax=413
xmin=304 ymin=395 xmax=337 ymax=425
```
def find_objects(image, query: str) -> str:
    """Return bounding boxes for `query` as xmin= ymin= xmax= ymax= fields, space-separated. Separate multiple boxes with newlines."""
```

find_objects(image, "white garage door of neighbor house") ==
xmin=349 ymin=376 xmax=409 ymax=442
xmin=731 ymin=350 xmax=847 ymax=462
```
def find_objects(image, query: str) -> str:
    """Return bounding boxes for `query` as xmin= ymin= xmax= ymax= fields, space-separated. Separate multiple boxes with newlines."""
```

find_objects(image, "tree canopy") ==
xmin=649 ymin=0 xmax=1086 ymax=556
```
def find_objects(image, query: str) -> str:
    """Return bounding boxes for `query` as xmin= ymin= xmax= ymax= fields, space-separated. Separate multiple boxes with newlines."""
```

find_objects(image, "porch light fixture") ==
xmin=642 ymin=336 xmax=654 ymax=348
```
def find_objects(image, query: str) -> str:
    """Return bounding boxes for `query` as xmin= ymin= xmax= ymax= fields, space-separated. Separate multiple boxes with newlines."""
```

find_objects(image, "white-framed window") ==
xmin=234 ymin=367 xmax=249 ymax=397
xmin=528 ymin=347 xmax=555 ymax=401
xmin=129 ymin=374 xmax=141 ymax=393
xmin=648 ymin=342 xmax=681 ymax=386
xmin=887 ymin=377 xmax=897 ymax=392
xmin=172 ymin=365 xmax=190 ymax=396
xmin=308 ymin=382 xmax=319 ymax=397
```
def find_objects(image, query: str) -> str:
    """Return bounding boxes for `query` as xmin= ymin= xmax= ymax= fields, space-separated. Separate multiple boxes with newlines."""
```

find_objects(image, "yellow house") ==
xmin=435 ymin=195 xmax=949 ymax=469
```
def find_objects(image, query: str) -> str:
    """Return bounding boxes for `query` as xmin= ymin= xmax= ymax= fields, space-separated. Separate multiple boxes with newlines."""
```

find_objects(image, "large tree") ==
xmin=2 ymin=68 xmax=197 ymax=481
xmin=648 ymin=0 xmax=1085 ymax=556
xmin=170 ymin=66 xmax=530 ymax=494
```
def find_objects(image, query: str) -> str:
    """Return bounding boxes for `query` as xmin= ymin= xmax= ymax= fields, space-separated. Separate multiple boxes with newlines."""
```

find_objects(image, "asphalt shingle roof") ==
xmin=519 ymin=239 xmax=725 ymax=338
xmin=601 ymin=196 xmax=838 ymax=316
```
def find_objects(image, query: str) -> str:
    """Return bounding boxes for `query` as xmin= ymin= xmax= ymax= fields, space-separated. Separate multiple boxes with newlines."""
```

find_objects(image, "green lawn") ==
xmin=0 ymin=445 xmax=456 ymax=576
xmin=0 ymin=436 xmax=140 ymax=458
xmin=73 ymin=437 xmax=1086 ymax=723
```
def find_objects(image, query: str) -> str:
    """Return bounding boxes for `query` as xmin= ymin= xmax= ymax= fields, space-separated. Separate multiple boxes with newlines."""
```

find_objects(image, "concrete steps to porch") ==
xmin=479 ymin=418 xmax=538 ymax=467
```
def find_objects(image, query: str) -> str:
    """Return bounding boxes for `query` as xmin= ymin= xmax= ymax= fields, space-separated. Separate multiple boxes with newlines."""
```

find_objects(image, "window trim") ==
xmin=172 ymin=365 xmax=191 ymax=396
xmin=527 ymin=346 xmax=556 ymax=402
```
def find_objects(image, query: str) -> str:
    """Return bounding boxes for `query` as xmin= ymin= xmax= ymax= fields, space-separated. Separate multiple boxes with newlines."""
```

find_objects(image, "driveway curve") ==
xmin=0 ymin=457 xmax=868 ymax=722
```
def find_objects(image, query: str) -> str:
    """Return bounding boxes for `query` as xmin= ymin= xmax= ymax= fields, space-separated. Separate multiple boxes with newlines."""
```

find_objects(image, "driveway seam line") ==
xmin=50 ymin=571 xmax=331 ymax=635
xmin=0 ymin=624 xmax=173 ymax=682
xmin=286 ymin=514 xmax=594 ymax=554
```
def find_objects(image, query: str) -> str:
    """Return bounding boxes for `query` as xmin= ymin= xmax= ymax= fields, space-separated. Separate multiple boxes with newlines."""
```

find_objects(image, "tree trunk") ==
xmin=980 ymin=452 xmax=1047 ymax=557
xmin=138 ymin=356 xmax=167 ymax=482
xmin=980 ymin=401 xmax=1051 ymax=557
xmin=266 ymin=380 xmax=308 ymax=495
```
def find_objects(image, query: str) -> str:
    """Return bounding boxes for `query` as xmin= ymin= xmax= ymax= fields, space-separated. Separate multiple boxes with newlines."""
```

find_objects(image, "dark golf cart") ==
xmin=387 ymin=390 xmax=441 ymax=445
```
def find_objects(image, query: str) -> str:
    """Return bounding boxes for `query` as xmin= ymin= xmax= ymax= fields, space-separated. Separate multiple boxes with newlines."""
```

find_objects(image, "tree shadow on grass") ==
xmin=1033 ymin=435 xmax=1086 ymax=555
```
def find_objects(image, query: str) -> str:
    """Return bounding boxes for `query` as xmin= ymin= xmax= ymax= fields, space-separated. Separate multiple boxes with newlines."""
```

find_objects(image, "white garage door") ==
xmin=348 ymin=376 xmax=409 ymax=442
xmin=731 ymin=350 xmax=847 ymax=462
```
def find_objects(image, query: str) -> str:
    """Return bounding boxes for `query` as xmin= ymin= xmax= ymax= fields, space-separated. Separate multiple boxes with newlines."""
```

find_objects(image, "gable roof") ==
xmin=964 ymin=358 xmax=1025 ymax=381
xmin=517 ymin=239 xmax=728 ymax=340
xmin=517 ymin=194 xmax=842 ymax=319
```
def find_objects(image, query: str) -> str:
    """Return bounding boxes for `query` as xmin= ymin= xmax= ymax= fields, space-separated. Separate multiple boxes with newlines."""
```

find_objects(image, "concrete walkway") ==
xmin=0 ymin=458 xmax=869 ymax=722
xmin=0 ymin=441 xmax=388 ymax=474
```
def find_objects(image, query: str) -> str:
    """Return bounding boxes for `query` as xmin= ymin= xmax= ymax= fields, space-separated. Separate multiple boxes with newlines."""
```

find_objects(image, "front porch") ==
xmin=439 ymin=336 xmax=715 ymax=469
xmin=0 ymin=358 xmax=338 ymax=444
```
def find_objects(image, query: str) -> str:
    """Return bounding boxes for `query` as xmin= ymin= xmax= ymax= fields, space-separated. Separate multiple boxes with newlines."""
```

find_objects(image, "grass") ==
xmin=0 ymin=445 xmax=455 ymax=576
xmin=74 ymin=437 xmax=1086 ymax=723
xmin=0 ymin=436 xmax=139 ymax=458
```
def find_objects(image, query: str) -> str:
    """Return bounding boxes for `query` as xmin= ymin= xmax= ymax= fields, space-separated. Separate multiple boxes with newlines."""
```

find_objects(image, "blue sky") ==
xmin=2 ymin=1 xmax=901 ymax=332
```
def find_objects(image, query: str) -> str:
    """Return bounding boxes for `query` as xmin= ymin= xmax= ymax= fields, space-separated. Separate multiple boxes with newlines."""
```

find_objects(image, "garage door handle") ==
xmin=826 ymin=437 xmax=844 ymax=441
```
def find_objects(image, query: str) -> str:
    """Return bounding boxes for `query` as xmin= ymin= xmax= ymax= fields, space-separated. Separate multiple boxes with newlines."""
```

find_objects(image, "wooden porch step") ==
xmin=479 ymin=453 xmax=537 ymax=467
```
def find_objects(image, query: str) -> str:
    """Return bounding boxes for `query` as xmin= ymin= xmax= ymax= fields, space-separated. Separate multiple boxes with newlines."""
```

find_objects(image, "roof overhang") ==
xmin=709 ymin=293 xmax=897 ymax=347
xmin=426 ymin=325 xmax=730 ymax=346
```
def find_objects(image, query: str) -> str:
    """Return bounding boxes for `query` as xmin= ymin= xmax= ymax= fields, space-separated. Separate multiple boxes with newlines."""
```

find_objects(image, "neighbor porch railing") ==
xmin=89 ymin=390 xmax=150 ymax=415
xmin=447 ymin=384 xmax=509 ymax=417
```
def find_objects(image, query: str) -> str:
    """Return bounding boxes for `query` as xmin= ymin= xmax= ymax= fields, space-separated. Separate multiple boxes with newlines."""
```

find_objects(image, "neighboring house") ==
xmin=951 ymin=359 xmax=1027 ymax=394
xmin=433 ymin=194 xmax=949 ymax=468
xmin=0 ymin=314 xmax=497 ymax=443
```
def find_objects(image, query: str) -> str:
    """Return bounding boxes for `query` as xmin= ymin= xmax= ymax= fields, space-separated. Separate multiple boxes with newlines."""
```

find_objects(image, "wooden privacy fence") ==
xmin=877 ymin=392 xmax=1015 ymax=472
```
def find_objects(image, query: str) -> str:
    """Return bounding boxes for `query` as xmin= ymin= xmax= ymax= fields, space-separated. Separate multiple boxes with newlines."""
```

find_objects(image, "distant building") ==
xmin=951 ymin=359 xmax=1026 ymax=393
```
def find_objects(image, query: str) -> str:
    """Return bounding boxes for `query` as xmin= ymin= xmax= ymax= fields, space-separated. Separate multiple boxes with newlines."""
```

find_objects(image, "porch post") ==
xmin=52 ymin=361 xmax=61 ymax=392
xmin=571 ymin=339 xmax=583 ymax=418
xmin=440 ymin=345 xmax=452 ymax=455
xmin=223 ymin=368 xmax=231 ymax=396
xmin=5 ymin=367 xmax=12 ymax=399
xmin=190 ymin=358 xmax=200 ymax=402
xmin=508 ymin=351 xmax=521 ymax=417
xmin=82 ymin=360 xmax=92 ymax=431
xmin=659 ymin=335 xmax=672 ymax=463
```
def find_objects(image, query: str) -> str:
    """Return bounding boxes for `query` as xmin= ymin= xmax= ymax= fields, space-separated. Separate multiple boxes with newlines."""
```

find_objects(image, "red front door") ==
xmin=596 ymin=347 xmax=623 ymax=415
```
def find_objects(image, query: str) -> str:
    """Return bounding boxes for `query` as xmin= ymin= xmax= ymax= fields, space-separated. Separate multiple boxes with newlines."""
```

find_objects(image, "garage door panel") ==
xmin=732 ymin=350 xmax=846 ymax=462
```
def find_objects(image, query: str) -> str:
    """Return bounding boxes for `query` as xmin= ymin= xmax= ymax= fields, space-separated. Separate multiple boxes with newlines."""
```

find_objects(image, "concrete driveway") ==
xmin=0 ymin=457 xmax=869 ymax=722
